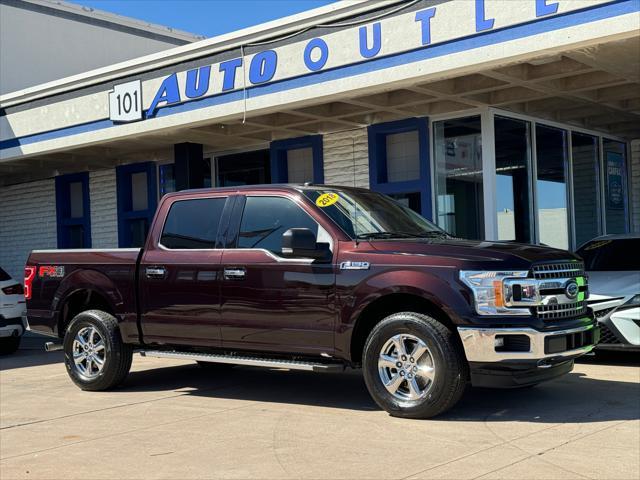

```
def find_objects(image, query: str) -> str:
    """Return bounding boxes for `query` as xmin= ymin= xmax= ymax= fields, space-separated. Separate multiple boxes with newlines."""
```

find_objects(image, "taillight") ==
xmin=24 ymin=266 xmax=36 ymax=300
xmin=2 ymin=284 xmax=24 ymax=295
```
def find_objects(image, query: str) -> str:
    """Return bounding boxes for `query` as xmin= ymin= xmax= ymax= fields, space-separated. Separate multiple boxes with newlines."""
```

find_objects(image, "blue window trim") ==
xmin=116 ymin=162 xmax=158 ymax=247
xmin=55 ymin=172 xmax=92 ymax=248
xmin=270 ymin=135 xmax=324 ymax=184
xmin=367 ymin=117 xmax=432 ymax=218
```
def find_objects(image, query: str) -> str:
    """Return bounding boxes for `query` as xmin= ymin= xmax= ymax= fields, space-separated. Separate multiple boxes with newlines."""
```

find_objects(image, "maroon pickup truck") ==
xmin=25 ymin=185 xmax=598 ymax=418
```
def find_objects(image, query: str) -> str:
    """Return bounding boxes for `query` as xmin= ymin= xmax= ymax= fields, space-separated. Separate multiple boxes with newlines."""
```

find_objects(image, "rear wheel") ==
xmin=63 ymin=310 xmax=133 ymax=391
xmin=0 ymin=336 xmax=21 ymax=355
xmin=362 ymin=312 xmax=468 ymax=419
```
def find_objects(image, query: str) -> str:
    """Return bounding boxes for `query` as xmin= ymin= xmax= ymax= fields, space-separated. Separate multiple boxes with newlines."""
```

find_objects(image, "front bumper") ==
xmin=457 ymin=322 xmax=598 ymax=364
xmin=457 ymin=322 xmax=599 ymax=388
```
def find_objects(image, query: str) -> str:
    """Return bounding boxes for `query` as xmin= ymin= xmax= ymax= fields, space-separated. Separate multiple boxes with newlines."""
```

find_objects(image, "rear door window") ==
xmin=160 ymin=197 xmax=227 ymax=249
xmin=237 ymin=196 xmax=319 ymax=255
xmin=577 ymin=238 xmax=640 ymax=271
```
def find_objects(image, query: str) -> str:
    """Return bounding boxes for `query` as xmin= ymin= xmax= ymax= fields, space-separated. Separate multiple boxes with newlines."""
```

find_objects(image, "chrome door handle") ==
xmin=145 ymin=266 xmax=167 ymax=279
xmin=224 ymin=268 xmax=246 ymax=280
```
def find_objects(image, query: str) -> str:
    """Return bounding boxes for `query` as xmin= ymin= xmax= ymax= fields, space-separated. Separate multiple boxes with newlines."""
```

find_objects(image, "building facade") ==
xmin=1 ymin=0 xmax=639 ymax=279
xmin=0 ymin=0 xmax=203 ymax=95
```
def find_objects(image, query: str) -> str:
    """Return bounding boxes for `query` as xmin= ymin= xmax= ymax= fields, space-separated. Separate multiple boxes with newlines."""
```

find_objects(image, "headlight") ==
xmin=460 ymin=270 xmax=531 ymax=316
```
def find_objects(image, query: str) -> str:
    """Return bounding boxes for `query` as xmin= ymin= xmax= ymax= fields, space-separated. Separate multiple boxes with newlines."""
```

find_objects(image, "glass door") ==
xmin=433 ymin=116 xmax=484 ymax=239
xmin=494 ymin=116 xmax=533 ymax=244
xmin=571 ymin=132 xmax=601 ymax=248
xmin=535 ymin=125 xmax=569 ymax=250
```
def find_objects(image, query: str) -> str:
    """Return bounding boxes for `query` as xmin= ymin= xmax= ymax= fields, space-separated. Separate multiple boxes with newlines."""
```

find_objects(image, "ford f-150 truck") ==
xmin=25 ymin=185 xmax=598 ymax=418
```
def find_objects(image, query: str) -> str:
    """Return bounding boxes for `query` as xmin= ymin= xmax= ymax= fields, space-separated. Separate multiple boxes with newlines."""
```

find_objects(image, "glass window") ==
xmin=69 ymin=181 xmax=84 ymax=218
xmin=495 ymin=116 xmax=533 ymax=243
xmin=433 ymin=116 xmax=483 ymax=239
xmin=388 ymin=192 xmax=421 ymax=213
xmin=131 ymin=172 xmax=149 ymax=211
xmin=286 ymin=147 xmax=314 ymax=183
xmin=56 ymin=173 xmax=90 ymax=249
xmin=535 ymin=125 xmax=569 ymax=250
xmin=571 ymin=133 xmax=601 ymax=247
xmin=161 ymin=198 xmax=226 ymax=249
xmin=116 ymin=162 xmax=157 ymax=248
xmin=217 ymin=150 xmax=270 ymax=187
xmin=577 ymin=238 xmax=640 ymax=271
xmin=159 ymin=164 xmax=176 ymax=196
xmin=603 ymin=139 xmax=628 ymax=234
xmin=386 ymin=130 xmax=420 ymax=182
xmin=238 ymin=196 xmax=318 ymax=255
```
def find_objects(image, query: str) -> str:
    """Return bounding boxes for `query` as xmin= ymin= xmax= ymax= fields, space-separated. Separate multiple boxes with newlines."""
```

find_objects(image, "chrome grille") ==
xmin=532 ymin=261 xmax=585 ymax=279
xmin=532 ymin=261 xmax=588 ymax=321
xmin=535 ymin=302 xmax=588 ymax=320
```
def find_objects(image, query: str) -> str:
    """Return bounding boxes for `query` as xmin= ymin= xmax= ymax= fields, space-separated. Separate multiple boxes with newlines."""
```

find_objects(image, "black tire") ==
xmin=362 ymin=312 xmax=468 ymax=419
xmin=63 ymin=310 xmax=133 ymax=391
xmin=0 ymin=336 xmax=21 ymax=355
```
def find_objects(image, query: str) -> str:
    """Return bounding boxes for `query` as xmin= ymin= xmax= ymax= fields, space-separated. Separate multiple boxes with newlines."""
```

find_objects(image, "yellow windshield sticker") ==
xmin=316 ymin=192 xmax=339 ymax=208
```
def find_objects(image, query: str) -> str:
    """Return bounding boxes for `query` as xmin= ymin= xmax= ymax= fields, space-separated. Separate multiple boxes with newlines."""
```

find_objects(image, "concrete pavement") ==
xmin=1 ymin=341 xmax=638 ymax=480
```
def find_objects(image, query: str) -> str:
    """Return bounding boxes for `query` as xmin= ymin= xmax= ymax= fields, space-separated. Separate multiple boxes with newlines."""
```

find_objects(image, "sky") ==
xmin=76 ymin=0 xmax=339 ymax=38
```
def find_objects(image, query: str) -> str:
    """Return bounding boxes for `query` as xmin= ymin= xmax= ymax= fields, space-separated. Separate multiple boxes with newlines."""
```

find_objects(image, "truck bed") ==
xmin=25 ymin=248 xmax=142 ymax=341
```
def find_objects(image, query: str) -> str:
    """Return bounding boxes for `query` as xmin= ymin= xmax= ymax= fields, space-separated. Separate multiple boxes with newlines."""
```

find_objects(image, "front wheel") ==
xmin=362 ymin=312 xmax=468 ymax=419
xmin=63 ymin=310 xmax=133 ymax=391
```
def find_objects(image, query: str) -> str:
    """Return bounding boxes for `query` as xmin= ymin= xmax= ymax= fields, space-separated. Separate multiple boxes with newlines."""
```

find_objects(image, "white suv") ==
xmin=0 ymin=267 xmax=26 ymax=354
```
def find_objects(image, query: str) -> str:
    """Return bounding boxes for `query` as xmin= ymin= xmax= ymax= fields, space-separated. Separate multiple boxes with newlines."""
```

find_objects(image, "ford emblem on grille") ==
xmin=565 ymin=280 xmax=579 ymax=299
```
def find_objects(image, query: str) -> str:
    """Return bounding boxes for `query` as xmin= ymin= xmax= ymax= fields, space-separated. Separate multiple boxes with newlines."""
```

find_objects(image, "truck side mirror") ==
xmin=282 ymin=228 xmax=331 ymax=261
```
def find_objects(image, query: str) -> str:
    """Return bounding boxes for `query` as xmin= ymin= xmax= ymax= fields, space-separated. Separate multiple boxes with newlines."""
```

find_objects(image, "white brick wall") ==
xmin=89 ymin=169 xmax=118 ymax=248
xmin=0 ymin=179 xmax=57 ymax=280
xmin=323 ymin=128 xmax=370 ymax=188
xmin=631 ymin=139 xmax=640 ymax=233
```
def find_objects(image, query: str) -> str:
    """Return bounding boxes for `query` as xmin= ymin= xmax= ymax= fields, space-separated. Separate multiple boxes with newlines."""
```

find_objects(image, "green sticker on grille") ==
xmin=578 ymin=292 xmax=585 ymax=301
xmin=576 ymin=276 xmax=585 ymax=287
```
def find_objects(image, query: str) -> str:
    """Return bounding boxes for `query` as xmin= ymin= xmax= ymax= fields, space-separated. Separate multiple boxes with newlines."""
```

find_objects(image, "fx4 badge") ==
xmin=340 ymin=261 xmax=370 ymax=270
xmin=38 ymin=266 xmax=65 ymax=278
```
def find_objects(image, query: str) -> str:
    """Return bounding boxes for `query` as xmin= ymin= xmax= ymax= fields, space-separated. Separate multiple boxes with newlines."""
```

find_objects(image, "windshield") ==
xmin=302 ymin=189 xmax=447 ymax=240
xmin=576 ymin=238 xmax=640 ymax=271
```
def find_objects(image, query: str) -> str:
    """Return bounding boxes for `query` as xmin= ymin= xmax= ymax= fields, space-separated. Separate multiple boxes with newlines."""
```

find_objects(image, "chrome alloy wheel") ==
xmin=377 ymin=333 xmax=436 ymax=401
xmin=71 ymin=326 xmax=106 ymax=380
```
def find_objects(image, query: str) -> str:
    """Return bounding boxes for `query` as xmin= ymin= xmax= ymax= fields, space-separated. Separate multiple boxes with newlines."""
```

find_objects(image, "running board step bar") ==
xmin=140 ymin=350 xmax=345 ymax=373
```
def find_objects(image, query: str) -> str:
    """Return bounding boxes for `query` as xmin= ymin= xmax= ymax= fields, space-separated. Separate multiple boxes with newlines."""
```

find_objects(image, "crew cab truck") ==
xmin=25 ymin=185 xmax=598 ymax=418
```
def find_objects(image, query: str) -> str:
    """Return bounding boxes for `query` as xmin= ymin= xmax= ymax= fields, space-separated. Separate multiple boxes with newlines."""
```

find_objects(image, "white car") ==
xmin=576 ymin=234 xmax=640 ymax=352
xmin=0 ymin=267 xmax=26 ymax=354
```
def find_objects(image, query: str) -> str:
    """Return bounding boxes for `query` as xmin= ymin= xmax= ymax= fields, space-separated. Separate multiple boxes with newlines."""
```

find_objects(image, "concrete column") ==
xmin=174 ymin=142 xmax=206 ymax=191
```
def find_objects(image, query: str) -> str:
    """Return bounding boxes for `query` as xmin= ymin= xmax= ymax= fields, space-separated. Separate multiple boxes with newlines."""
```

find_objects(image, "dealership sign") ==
xmin=103 ymin=0 xmax=612 ymax=122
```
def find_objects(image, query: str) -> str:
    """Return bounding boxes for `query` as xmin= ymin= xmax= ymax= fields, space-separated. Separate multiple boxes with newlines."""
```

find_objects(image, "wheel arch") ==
xmin=348 ymin=291 xmax=460 ymax=365
xmin=53 ymin=269 xmax=123 ymax=339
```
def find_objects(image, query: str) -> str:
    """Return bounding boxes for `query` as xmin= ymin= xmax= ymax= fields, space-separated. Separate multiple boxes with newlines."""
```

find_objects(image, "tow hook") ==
xmin=44 ymin=342 xmax=63 ymax=352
